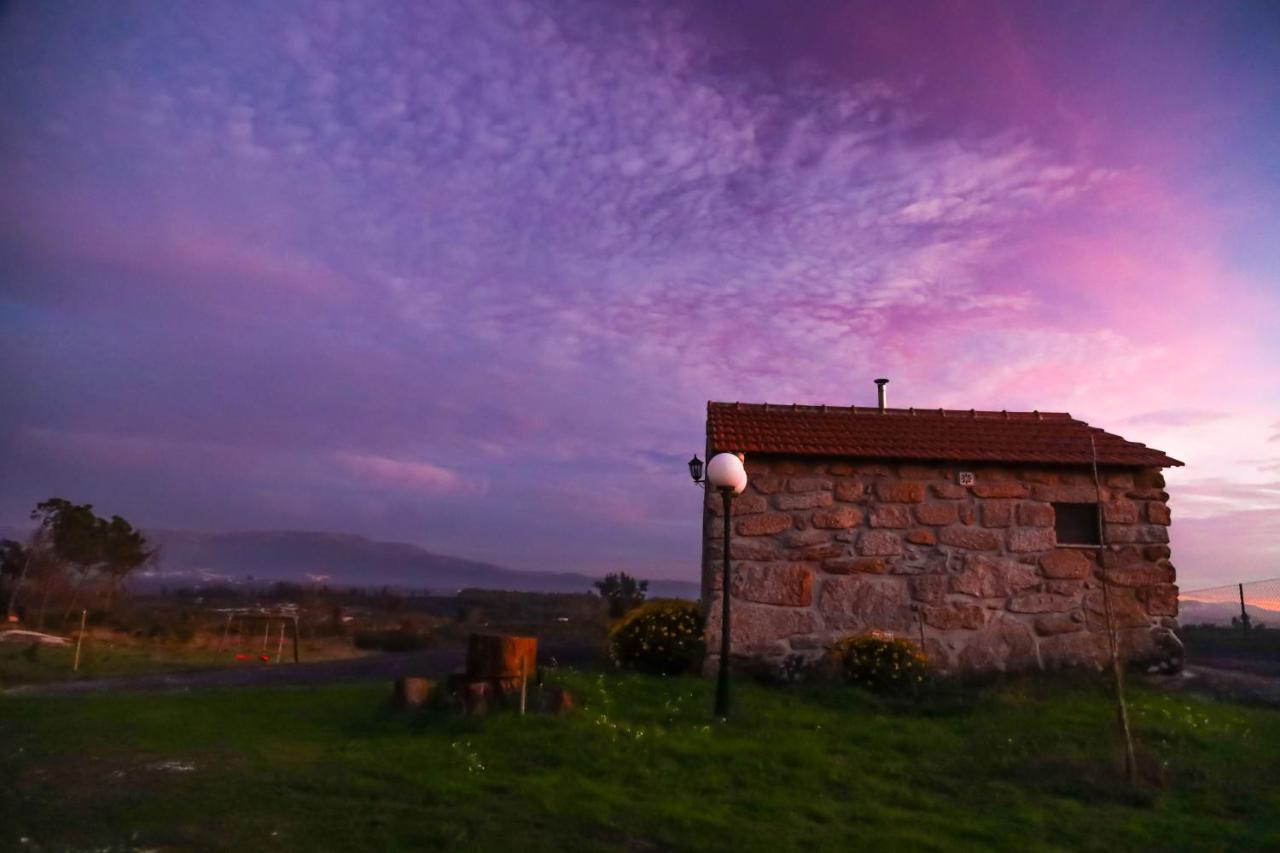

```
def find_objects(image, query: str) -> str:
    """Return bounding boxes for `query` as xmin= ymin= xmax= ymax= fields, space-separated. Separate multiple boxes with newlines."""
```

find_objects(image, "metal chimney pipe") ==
xmin=875 ymin=378 xmax=889 ymax=411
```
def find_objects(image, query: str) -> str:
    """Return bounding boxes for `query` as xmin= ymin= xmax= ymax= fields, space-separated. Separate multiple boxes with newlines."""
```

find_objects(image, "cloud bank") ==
xmin=1 ymin=0 xmax=1277 ymax=582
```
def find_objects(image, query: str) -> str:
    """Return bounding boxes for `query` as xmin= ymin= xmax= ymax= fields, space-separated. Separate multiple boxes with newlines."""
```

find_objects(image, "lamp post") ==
xmin=690 ymin=452 xmax=748 ymax=718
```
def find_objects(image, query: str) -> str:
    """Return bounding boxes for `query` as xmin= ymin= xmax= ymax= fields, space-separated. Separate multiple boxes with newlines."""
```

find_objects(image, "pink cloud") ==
xmin=335 ymin=453 xmax=483 ymax=497
xmin=1172 ymin=510 xmax=1280 ymax=589
xmin=3 ymin=187 xmax=348 ymax=306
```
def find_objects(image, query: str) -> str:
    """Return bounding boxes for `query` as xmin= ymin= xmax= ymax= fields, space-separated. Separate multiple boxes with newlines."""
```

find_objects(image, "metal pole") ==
xmin=714 ymin=487 xmax=733 ymax=719
xmin=1239 ymin=583 xmax=1250 ymax=637
xmin=292 ymin=615 xmax=300 ymax=663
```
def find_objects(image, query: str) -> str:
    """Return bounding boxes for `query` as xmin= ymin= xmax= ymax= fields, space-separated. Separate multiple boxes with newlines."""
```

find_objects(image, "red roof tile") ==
xmin=707 ymin=402 xmax=1183 ymax=468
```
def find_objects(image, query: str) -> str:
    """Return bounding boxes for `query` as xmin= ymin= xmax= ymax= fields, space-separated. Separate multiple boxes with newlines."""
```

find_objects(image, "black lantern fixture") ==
xmin=688 ymin=454 xmax=704 ymax=483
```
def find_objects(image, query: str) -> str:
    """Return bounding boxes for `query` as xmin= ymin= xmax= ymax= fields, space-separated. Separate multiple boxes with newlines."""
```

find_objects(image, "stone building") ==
xmin=700 ymin=391 xmax=1183 ymax=674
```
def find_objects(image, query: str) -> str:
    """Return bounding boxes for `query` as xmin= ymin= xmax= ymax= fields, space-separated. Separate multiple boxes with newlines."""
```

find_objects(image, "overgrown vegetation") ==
xmin=607 ymin=599 xmax=704 ymax=675
xmin=592 ymin=571 xmax=648 ymax=617
xmin=3 ymin=672 xmax=1277 ymax=851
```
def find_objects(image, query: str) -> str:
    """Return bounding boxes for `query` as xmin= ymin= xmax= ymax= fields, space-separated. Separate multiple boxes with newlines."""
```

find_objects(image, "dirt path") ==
xmin=3 ymin=639 xmax=597 ymax=697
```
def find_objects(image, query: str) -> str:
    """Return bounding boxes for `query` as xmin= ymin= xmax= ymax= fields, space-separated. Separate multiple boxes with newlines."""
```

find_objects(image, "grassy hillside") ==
xmin=3 ymin=671 xmax=1278 ymax=851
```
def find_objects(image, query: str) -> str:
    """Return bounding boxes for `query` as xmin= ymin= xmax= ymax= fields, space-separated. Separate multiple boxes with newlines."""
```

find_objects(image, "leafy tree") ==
xmin=98 ymin=514 xmax=154 ymax=609
xmin=593 ymin=571 xmax=649 ymax=618
xmin=2 ymin=537 xmax=32 ymax=622
xmin=0 ymin=538 xmax=25 ymax=583
xmin=26 ymin=498 xmax=154 ymax=617
xmin=33 ymin=498 xmax=98 ymax=569
xmin=4 ymin=529 xmax=63 ymax=626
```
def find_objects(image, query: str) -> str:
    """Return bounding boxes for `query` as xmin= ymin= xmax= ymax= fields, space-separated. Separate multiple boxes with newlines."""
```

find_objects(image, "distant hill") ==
xmin=1178 ymin=598 xmax=1280 ymax=628
xmin=98 ymin=529 xmax=696 ymax=599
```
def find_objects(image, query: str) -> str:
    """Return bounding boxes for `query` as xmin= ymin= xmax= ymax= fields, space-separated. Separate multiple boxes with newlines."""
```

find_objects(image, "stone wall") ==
xmin=700 ymin=458 xmax=1178 ymax=674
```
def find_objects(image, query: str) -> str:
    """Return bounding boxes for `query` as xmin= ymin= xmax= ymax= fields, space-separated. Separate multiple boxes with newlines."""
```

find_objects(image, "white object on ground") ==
xmin=0 ymin=630 xmax=71 ymax=646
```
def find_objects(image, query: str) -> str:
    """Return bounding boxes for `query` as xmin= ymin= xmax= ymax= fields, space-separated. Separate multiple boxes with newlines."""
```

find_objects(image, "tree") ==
xmin=25 ymin=498 xmax=155 ymax=618
xmin=3 ymin=529 xmax=63 ymax=626
xmin=2 ymin=537 xmax=32 ymax=622
xmin=1 ymin=539 xmax=25 ymax=585
xmin=593 ymin=572 xmax=649 ymax=618
xmin=98 ymin=514 xmax=154 ymax=609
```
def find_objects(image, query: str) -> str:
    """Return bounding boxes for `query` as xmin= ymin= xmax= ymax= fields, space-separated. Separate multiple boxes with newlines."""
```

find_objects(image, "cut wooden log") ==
xmin=392 ymin=676 xmax=433 ymax=709
xmin=463 ymin=681 xmax=491 ymax=715
xmin=465 ymin=633 xmax=537 ymax=680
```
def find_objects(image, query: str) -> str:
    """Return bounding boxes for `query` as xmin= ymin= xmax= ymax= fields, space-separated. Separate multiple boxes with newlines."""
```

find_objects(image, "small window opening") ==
xmin=1053 ymin=502 xmax=1100 ymax=546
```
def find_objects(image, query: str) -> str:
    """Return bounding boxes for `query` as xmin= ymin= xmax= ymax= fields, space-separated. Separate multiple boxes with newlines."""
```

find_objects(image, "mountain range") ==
xmin=1178 ymin=598 xmax=1280 ymax=628
xmin=120 ymin=529 xmax=702 ymax=598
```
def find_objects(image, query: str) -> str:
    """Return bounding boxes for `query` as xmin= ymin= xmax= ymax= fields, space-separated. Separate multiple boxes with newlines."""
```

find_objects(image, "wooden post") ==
xmin=1239 ymin=583 xmax=1251 ymax=637
xmin=214 ymin=612 xmax=232 ymax=661
xmin=1091 ymin=437 xmax=1137 ymax=785
xmin=72 ymin=609 xmax=87 ymax=672
xmin=519 ymin=655 xmax=529 ymax=716
xmin=292 ymin=615 xmax=300 ymax=663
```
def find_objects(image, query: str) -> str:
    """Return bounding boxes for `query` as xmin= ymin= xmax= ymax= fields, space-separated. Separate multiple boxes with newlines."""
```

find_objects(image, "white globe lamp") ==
xmin=705 ymin=453 xmax=748 ymax=495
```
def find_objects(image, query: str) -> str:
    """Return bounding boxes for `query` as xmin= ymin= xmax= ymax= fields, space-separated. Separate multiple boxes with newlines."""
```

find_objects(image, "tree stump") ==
xmin=466 ymin=634 xmax=537 ymax=680
xmin=539 ymin=685 xmax=575 ymax=714
xmin=392 ymin=676 xmax=433 ymax=709
xmin=463 ymin=681 xmax=491 ymax=715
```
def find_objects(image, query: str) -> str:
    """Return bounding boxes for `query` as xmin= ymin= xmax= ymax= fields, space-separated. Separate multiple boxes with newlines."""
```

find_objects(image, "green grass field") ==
xmin=3 ymin=670 xmax=1278 ymax=851
xmin=0 ymin=639 xmax=229 ymax=688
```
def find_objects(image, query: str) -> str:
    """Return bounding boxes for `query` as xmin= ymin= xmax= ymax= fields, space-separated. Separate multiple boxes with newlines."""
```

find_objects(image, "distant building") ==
xmin=701 ymin=386 xmax=1183 ymax=674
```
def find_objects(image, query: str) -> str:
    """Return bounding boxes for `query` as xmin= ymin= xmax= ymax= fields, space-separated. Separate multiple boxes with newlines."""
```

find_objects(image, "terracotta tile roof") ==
xmin=707 ymin=402 xmax=1183 ymax=468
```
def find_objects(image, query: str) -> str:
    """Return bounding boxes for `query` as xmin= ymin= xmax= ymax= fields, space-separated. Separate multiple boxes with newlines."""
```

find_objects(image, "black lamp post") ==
xmin=690 ymin=452 xmax=747 ymax=718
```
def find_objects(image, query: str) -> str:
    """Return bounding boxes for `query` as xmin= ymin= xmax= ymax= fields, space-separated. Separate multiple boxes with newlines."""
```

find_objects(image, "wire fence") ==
xmin=1179 ymin=577 xmax=1280 ymax=632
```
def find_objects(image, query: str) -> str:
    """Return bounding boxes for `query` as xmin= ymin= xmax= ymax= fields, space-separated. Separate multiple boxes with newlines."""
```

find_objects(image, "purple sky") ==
xmin=2 ymin=1 xmax=1279 ymax=587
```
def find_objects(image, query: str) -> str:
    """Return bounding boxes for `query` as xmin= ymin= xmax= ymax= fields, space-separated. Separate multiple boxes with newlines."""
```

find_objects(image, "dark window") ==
xmin=1053 ymin=502 xmax=1100 ymax=546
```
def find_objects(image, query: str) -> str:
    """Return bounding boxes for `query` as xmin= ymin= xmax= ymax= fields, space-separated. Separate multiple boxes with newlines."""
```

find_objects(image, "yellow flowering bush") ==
xmin=832 ymin=633 xmax=928 ymax=693
xmin=608 ymin=599 xmax=705 ymax=675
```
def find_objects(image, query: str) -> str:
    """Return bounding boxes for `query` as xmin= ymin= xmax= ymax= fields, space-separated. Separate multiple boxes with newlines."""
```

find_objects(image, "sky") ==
xmin=2 ymin=0 xmax=1279 ymax=588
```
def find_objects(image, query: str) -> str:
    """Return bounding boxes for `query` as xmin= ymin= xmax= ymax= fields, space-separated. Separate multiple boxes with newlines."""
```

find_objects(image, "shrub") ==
xmin=608 ymin=599 xmax=704 ymax=675
xmin=832 ymin=633 xmax=928 ymax=693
